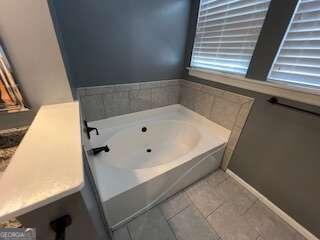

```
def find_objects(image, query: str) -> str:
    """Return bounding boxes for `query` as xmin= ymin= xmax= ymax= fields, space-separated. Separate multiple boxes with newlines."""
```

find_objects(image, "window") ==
xmin=269 ymin=0 xmax=320 ymax=88
xmin=0 ymin=45 xmax=25 ymax=112
xmin=191 ymin=0 xmax=271 ymax=75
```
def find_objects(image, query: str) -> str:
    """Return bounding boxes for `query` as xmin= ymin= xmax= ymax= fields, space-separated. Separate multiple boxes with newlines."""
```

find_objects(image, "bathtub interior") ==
xmin=84 ymin=104 xmax=230 ymax=228
xmin=97 ymin=120 xmax=201 ymax=169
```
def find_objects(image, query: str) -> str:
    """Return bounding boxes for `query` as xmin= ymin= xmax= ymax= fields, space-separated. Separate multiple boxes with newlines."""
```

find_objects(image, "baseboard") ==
xmin=226 ymin=169 xmax=319 ymax=240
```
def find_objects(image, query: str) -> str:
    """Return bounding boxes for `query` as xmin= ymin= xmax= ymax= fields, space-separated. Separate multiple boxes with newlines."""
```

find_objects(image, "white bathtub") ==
xmin=85 ymin=104 xmax=230 ymax=229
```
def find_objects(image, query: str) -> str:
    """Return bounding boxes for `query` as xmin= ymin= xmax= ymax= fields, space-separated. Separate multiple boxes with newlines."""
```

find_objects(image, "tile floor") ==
xmin=113 ymin=169 xmax=306 ymax=240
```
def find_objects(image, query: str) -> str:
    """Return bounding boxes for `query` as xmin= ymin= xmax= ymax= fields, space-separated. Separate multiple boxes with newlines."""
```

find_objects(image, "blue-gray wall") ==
xmin=49 ymin=0 xmax=191 ymax=88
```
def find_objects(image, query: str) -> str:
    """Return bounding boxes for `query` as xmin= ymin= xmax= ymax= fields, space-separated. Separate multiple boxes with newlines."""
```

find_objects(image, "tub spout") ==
xmin=91 ymin=145 xmax=110 ymax=155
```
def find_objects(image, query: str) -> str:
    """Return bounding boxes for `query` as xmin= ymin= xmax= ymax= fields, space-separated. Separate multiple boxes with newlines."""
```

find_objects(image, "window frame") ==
xmin=190 ymin=0 xmax=273 ymax=77
xmin=267 ymin=0 xmax=320 ymax=89
xmin=187 ymin=0 xmax=320 ymax=106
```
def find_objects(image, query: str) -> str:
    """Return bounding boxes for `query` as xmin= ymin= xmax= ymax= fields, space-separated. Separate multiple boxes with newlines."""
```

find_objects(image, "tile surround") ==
xmin=78 ymin=79 xmax=254 ymax=169
xmin=113 ymin=170 xmax=305 ymax=240
xmin=78 ymin=79 xmax=181 ymax=121
xmin=179 ymin=80 xmax=254 ymax=170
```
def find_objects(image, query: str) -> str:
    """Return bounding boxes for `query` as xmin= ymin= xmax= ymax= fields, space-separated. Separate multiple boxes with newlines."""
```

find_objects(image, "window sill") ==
xmin=188 ymin=67 xmax=320 ymax=107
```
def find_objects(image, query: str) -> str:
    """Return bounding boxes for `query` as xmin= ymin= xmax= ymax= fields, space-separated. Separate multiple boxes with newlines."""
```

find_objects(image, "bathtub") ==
xmin=85 ymin=104 xmax=230 ymax=229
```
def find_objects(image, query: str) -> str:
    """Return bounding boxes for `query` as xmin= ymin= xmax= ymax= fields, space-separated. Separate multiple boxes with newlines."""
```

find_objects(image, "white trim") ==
xmin=226 ymin=169 xmax=319 ymax=240
xmin=266 ymin=0 xmax=301 ymax=80
xmin=188 ymin=67 xmax=320 ymax=107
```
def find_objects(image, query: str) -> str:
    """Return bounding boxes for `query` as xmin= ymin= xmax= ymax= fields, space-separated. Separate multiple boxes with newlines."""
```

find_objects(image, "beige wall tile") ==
xmin=180 ymin=86 xmax=196 ymax=110
xmin=129 ymin=88 xmax=152 ymax=112
xmin=151 ymin=87 xmax=169 ymax=108
xmin=236 ymin=101 xmax=254 ymax=128
xmin=201 ymin=84 xmax=224 ymax=97
xmin=228 ymin=126 xmax=242 ymax=150
xmin=167 ymin=85 xmax=180 ymax=105
xmin=221 ymin=147 xmax=233 ymax=170
xmin=210 ymin=97 xmax=241 ymax=130
xmin=194 ymin=91 xmax=214 ymax=119
xmin=222 ymin=91 xmax=253 ymax=104
xmin=113 ymin=83 xmax=140 ymax=91
xmin=81 ymin=94 xmax=106 ymax=121
xmin=86 ymin=85 xmax=114 ymax=95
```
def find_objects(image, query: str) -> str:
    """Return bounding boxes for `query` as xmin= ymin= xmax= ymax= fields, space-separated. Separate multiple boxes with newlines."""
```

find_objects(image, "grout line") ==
xmin=167 ymin=221 xmax=179 ymax=240
xmin=206 ymin=201 xmax=225 ymax=220
xmin=205 ymin=171 xmax=230 ymax=188
xmin=256 ymin=235 xmax=263 ymax=240
xmin=166 ymin=204 xmax=190 ymax=221
xmin=126 ymin=225 xmax=133 ymax=240
xmin=203 ymin=204 xmax=223 ymax=240
xmin=184 ymin=195 xmax=222 ymax=240
xmin=205 ymin=201 xmax=225 ymax=220
xmin=184 ymin=183 xmax=223 ymax=240
xmin=158 ymin=206 xmax=178 ymax=240
xmin=241 ymin=197 xmax=259 ymax=217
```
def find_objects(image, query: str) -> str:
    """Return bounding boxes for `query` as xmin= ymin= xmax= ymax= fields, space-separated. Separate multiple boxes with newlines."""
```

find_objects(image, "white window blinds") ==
xmin=191 ymin=0 xmax=271 ymax=75
xmin=269 ymin=0 xmax=320 ymax=87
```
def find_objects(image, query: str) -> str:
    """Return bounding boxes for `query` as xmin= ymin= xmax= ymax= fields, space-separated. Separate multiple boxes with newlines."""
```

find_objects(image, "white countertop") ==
xmin=0 ymin=102 xmax=84 ymax=222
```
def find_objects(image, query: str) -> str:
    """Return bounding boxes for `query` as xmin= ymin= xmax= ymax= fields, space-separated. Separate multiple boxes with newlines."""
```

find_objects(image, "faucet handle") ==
xmin=84 ymin=120 xmax=99 ymax=139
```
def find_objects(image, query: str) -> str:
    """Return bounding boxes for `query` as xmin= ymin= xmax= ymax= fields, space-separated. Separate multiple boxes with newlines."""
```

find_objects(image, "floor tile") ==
xmin=169 ymin=205 xmax=219 ymax=240
xmin=206 ymin=169 xmax=229 ymax=187
xmin=127 ymin=207 xmax=176 ymax=240
xmin=245 ymin=201 xmax=306 ymax=240
xmin=215 ymin=178 xmax=257 ymax=215
xmin=207 ymin=202 xmax=259 ymax=240
xmin=113 ymin=226 xmax=131 ymax=240
xmin=186 ymin=179 xmax=224 ymax=217
xmin=160 ymin=192 xmax=191 ymax=220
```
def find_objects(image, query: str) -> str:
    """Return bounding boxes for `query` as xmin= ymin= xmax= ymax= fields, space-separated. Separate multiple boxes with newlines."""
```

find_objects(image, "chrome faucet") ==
xmin=91 ymin=145 xmax=110 ymax=155
xmin=84 ymin=120 xmax=99 ymax=139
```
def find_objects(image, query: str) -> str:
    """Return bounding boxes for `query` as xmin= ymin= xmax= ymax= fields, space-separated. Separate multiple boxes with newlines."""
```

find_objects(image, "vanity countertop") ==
xmin=0 ymin=102 xmax=83 ymax=222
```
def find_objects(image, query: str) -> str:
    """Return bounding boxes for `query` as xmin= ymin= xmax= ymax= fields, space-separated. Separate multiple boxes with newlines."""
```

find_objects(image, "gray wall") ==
xmin=49 ymin=0 xmax=191 ymax=88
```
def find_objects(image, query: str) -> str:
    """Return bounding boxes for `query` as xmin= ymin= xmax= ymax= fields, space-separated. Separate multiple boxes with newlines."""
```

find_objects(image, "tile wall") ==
xmin=78 ymin=79 xmax=254 ymax=169
xmin=179 ymin=80 xmax=254 ymax=169
xmin=78 ymin=80 xmax=180 ymax=121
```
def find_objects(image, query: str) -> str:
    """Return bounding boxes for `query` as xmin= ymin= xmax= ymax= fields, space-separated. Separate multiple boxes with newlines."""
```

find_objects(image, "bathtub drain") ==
xmin=146 ymin=148 xmax=152 ymax=153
